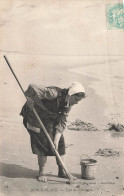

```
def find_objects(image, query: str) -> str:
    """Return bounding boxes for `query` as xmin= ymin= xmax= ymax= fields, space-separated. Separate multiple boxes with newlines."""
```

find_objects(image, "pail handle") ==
xmin=80 ymin=154 xmax=92 ymax=161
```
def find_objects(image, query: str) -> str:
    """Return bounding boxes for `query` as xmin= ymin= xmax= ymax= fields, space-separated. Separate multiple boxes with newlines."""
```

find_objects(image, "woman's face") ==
xmin=69 ymin=93 xmax=84 ymax=106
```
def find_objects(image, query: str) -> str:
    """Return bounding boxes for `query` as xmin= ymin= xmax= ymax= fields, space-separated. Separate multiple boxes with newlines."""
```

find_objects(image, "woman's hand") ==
xmin=54 ymin=129 xmax=62 ymax=150
xmin=26 ymin=97 xmax=34 ymax=110
xmin=54 ymin=141 xmax=59 ymax=150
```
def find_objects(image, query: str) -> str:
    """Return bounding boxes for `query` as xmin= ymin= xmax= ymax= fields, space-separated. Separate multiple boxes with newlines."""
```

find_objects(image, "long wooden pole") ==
xmin=4 ymin=55 xmax=74 ymax=183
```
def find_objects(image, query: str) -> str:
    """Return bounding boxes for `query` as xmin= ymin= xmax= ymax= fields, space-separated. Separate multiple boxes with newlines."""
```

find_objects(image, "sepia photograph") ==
xmin=0 ymin=0 xmax=124 ymax=195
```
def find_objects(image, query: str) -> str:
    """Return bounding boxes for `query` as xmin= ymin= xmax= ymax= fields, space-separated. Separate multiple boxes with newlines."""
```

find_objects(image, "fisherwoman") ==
xmin=20 ymin=82 xmax=85 ymax=182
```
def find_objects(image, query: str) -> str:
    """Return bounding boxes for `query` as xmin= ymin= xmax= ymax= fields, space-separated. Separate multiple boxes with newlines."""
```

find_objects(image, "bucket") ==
xmin=80 ymin=154 xmax=97 ymax=180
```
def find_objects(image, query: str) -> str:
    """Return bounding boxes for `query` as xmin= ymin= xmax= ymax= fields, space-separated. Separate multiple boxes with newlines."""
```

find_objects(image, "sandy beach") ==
xmin=0 ymin=55 xmax=124 ymax=196
xmin=0 ymin=0 xmax=124 ymax=195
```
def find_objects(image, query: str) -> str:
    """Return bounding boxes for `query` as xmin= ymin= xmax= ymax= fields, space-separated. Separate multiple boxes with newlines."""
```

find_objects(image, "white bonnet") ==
xmin=68 ymin=82 xmax=85 ymax=96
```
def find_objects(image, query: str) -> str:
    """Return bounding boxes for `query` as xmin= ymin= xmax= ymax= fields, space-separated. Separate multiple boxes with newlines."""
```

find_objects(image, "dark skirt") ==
xmin=23 ymin=118 xmax=65 ymax=156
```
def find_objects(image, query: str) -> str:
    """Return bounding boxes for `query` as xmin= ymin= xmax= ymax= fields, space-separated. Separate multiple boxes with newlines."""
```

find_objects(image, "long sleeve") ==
xmin=56 ymin=107 xmax=71 ymax=133
xmin=25 ymin=84 xmax=58 ymax=100
xmin=24 ymin=84 xmax=59 ymax=112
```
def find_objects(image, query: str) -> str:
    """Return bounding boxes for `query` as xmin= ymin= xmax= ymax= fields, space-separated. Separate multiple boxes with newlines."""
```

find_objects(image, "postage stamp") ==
xmin=106 ymin=4 xmax=124 ymax=29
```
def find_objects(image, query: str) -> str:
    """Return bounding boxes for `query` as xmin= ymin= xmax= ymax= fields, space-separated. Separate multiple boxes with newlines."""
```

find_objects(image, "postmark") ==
xmin=106 ymin=4 xmax=124 ymax=29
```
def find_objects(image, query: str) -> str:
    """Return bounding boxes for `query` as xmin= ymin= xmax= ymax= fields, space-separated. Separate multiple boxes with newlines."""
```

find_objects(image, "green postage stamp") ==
xmin=106 ymin=4 xmax=124 ymax=29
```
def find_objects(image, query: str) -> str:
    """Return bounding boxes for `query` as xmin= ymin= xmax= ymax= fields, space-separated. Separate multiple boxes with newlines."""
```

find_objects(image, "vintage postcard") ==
xmin=0 ymin=0 xmax=124 ymax=195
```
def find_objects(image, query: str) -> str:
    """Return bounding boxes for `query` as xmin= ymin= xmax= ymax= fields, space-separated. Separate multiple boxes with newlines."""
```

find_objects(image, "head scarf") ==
xmin=68 ymin=82 xmax=85 ymax=96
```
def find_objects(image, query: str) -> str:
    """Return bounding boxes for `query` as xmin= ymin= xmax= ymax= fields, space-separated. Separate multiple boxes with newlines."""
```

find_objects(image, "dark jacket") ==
xmin=20 ymin=84 xmax=71 ymax=132
xmin=20 ymin=84 xmax=71 ymax=156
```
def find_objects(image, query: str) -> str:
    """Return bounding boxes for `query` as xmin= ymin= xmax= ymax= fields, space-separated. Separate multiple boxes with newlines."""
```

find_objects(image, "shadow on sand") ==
xmin=0 ymin=162 xmax=38 ymax=179
xmin=0 ymin=162 xmax=81 ymax=183
xmin=0 ymin=162 xmax=59 ymax=180
xmin=71 ymin=173 xmax=81 ymax=179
